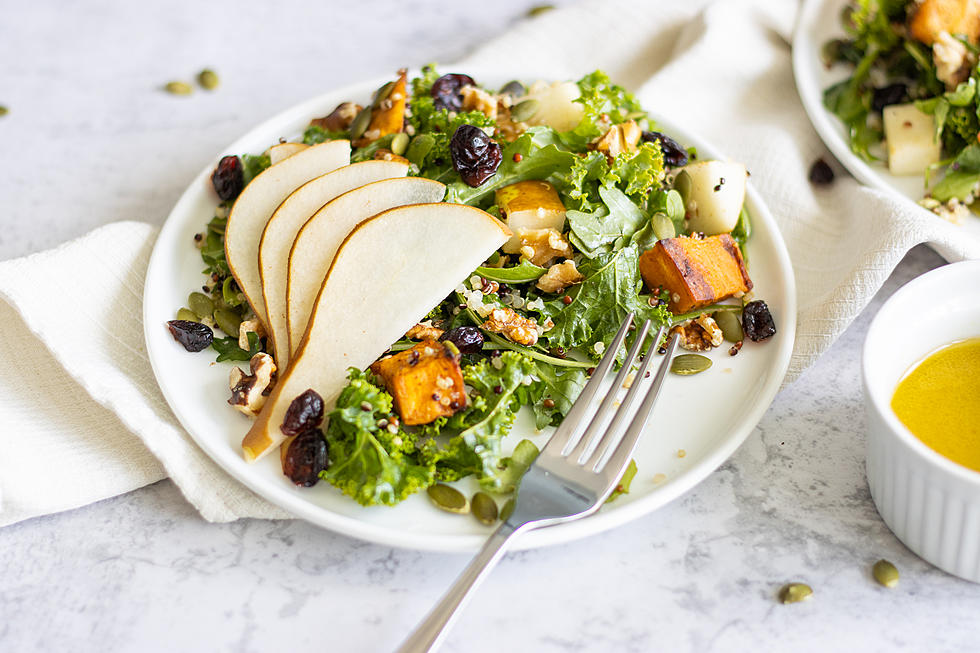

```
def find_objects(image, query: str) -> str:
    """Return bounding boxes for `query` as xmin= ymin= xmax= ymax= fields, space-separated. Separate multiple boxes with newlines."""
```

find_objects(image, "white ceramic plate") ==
xmin=143 ymin=70 xmax=797 ymax=552
xmin=793 ymin=0 xmax=980 ymax=254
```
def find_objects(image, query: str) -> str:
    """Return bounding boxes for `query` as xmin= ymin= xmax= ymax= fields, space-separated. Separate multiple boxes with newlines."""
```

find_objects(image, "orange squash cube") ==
xmin=639 ymin=234 xmax=752 ymax=314
xmin=369 ymin=340 xmax=466 ymax=425
xmin=353 ymin=69 xmax=408 ymax=147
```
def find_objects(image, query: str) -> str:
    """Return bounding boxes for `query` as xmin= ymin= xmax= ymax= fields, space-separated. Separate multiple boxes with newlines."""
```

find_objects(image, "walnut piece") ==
xmin=228 ymin=352 xmax=276 ymax=417
xmin=405 ymin=320 xmax=445 ymax=340
xmin=461 ymin=85 xmax=498 ymax=121
xmin=670 ymin=314 xmax=724 ymax=352
xmin=513 ymin=228 xmax=574 ymax=266
xmin=934 ymin=31 xmax=973 ymax=89
xmin=536 ymin=260 xmax=585 ymax=294
xmin=482 ymin=307 xmax=540 ymax=346
xmin=311 ymin=102 xmax=362 ymax=132
xmin=592 ymin=119 xmax=642 ymax=163
xmin=238 ymin=318 xmax=266 ymax=351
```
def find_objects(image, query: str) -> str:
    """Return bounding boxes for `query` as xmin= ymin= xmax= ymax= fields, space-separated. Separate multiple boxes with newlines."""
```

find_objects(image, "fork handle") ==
xmin=395 ymin=521 xmax=522 ymax=653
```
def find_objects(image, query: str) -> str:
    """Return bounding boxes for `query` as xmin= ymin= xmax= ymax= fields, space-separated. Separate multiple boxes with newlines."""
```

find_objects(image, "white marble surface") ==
xmin=2 ymin=1 xmax=980 ymax=652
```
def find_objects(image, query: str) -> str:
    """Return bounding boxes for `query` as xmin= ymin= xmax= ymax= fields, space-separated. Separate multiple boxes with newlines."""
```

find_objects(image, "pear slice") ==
xmin=268 ymin=142 xmax=309 ymax=165
xmin=224 ymin=140 xmax=350 ymax=332
xmin=259 ymin=160 xmax=409 ymax=367
xmin=285 ymin=177 xmax=446 ymax=355
xmin=241 ymin=203 xmax=511 ymax=462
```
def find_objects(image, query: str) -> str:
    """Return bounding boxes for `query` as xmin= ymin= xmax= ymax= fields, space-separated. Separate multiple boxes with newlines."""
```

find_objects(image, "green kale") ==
xmin=566 ymin=185 xmax=650 ymax=258
xmin=303 ymin=124 xmax=347 ymax=145
xmin=518 ymin=362 xmax=588 ymax=429
xmin=608 ymin=141 xmax=666 ymax=200
xmin=212 ymin=331 xmax=261 ymax=363
xmin=200 ymin=215 xmax=229 ymax=278
xmin=242 ymin=153 xmax=271 ymax=186
xmin=560 ymin=70 xmax=645 ymax=150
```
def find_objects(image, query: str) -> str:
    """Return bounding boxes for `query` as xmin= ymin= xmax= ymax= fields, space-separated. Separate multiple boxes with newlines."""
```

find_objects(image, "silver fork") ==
xmin=396 ymin=312 xmax=679 ymax=653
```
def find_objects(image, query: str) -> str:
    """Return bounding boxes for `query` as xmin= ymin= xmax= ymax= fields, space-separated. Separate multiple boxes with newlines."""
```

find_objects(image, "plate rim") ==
xmin=143 ymin=69 xmax=797 ymax=552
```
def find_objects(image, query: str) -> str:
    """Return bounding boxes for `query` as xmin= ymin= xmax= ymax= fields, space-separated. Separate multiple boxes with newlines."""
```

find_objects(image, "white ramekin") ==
xmin=863 ymin=260 xmax=980 ymax=583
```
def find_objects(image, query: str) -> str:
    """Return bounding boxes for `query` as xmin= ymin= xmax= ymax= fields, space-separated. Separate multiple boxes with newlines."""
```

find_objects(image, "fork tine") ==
xmin=581 ymin=324 xmax=664 ymax=468
xmin=566 ymin=320 xmax=653 ymax=461
xmin=598 ymin=333 xmax=679 ymax=486
xmin=540 ymin=311 xmax=635 ymax=455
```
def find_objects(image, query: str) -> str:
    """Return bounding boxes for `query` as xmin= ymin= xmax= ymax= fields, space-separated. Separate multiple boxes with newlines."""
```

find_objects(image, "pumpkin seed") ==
xmin=405 ymin=133 xmax=435 ymax=165
xmin=510 ymin=99 xmax=540 ymax=123
xmin=197 ymin=68 xmax=219 ymax=90
xmin=214 ymin=308 xmax=241 ymax=338
xmin=673 ymin=169 xmax=692 ymax=203
xmin=652 ymin=212 xmax=675 ymax=240
xmin=527 ymin=4 xmax=555 ymax=17
xmin=390 ymin=132 xmax=410 ymax=156
xmin=350 ymin=107 xmax=372 ymax=141
xmin=372 ymin=81 xmax=396 ymax=108
xmin=188 ymin=292 xmax=215 ymax=320
xmin=713 ymin=310 xmax=743 ymax=343
xmin=176 ymin=307 xmax=198 ymax=322
xmin=499 ymin=80 xmax=525 ymax=98
xmin=164 ymin=81 xmax=193 ymax=96
xmin=427 ymin=483 xmax=469 ymax=514
xmin=777 ymin=582 xmax=813 ymax=604
xmin=471 ymin=492 xmax=498 ymax=525
xmin=0 ymin=105 xmax=8 ymax=117
xmin=499 ymin=497 xmax=515 ymax=522
xmin=872 ymin=559 xmax=899 ymax=588
xmin=671 ymin=354 xmax=712 ymax=375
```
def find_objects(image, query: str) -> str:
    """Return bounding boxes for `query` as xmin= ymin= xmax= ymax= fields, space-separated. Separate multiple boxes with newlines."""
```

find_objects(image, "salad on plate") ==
xmin=822 ymin=0 xmax=980 ymax=223
xmin=164 ymin=66 xmax=777 ymax=521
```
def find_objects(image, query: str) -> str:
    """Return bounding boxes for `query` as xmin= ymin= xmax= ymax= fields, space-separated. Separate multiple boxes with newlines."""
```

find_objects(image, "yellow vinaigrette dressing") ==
xmin=891 ymin=338 xmax=980 ymax=473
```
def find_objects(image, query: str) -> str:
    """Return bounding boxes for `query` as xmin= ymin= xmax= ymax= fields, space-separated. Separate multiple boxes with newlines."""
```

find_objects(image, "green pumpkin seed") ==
xmin=164 ymin=81 xmax=193 ymax=96
xmin=176 ymin=307 xmax=198 ymax=322
xmin=777 ymin=582 xmax=813 ymax=604
xmin=197 ymin=68 xmax=219 ymax=90
xmin=499 ymin=80 xmax=525 ymax=98
xmin=213 ymin=308 xmax=242 ymax=338
xmin=427 ymin=483 xmax=469 ymax=514
xmin=713 ymin=310 xmax=743 ymax=343
xmin=527 ymin=4 xmax=555 ymax=17
xmin=405 ymin=133 xmax=435 ymax=165
xmin=872 ymin=559 xmax=899 ymax=588
xmin=350 ymin=107 xmax=372 ymax=141
xmin=671 ymin=354 xmax=712 ymax=375
xmin=372 ymin=81 xmax=396 ymax=108
xmin=390 ymin=132 xmax=410 ymax=156
xmin=652 ymin=212 xmax=675 ymax=241
xmin=471 ymin=492 xmax=498 ymax=525
xmin=673 ymin=169 xmax=692 ymax=203
xmin=499 ymin=497 xmax=515 ymax=522
xmin=510 ymin=99 xmax=540 ymax=123
xmin=188 ymin=292 xmax=215 ymax=320
xmin=0 ymin=105 xmax=8 ymax=117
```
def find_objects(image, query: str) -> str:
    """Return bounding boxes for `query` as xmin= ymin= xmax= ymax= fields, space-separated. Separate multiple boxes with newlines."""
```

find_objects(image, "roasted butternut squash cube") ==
xmin=354 ymin=69 xmax=407 ymax=147
xmin=369 ymin=340 xmax=466 ymax=425
xmin=909 ymin=0 xmax=980 ymax=45
xmin=639 ymin=235 xmax=752 ymax=314
xmin=496 ymin=180 xmax=567 ymax=252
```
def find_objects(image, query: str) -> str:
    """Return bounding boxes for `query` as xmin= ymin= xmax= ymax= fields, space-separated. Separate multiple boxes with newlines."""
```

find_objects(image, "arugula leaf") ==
xmin=322 ymin=370 xmax=435 ymax=506
xmin=200 ymin=215 xmax=229 ymax=278
xmin=476 ymin=260 xmax=547 ymax=283
xmin=212 ymin=331 xmax=261 ymax=363
xmin=567 ymin=185 xmax=650 ymax=257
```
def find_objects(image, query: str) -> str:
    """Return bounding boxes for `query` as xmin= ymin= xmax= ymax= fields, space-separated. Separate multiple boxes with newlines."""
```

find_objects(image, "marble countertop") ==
xmin=2 ymin=1 xmax=979 ymax=652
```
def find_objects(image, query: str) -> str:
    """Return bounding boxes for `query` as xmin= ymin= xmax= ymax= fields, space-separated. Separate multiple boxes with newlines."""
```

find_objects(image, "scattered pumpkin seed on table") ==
xmin=777 ymin=582 xmax=813 ymax=604
xmin=427 ymin=483 xmax=469 ymax=514
xmin=164 ymin=81 xmax=193 ymax=96
xmin=872 ymin=559 xmax=899 ymax=588
xmin=197 ymin=68 xmax=219 ymax=90
xmin=0 ymin=105 xmax=8 ymax=117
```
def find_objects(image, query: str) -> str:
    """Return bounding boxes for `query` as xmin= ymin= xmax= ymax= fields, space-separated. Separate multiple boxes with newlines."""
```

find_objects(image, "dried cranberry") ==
xmin=641 ymin=131 xmax=688 ymax=167
xmin=166 ymin=320 xmax=213 ymax=352
xmin=431 ymin=73 xmax=475 ymax=112
xmin=439 ymin=325 xmax=485 ymax=354
xmin=283 ymin=429 xmax=329 ymax=487
xmin=450 ymin=125 xmax=502 ymax=187
xmin=280 ymin=389 xmax=325 ymax=437
xmin=871 ymin=83 xmax=907 ymax=113
xmin=808 ymin=158 xmax=834 ymax=186
xmin=211 ymin=155 xmax=244 ymax=201
xmin=742 ymin=300 xmax=777 ymax=342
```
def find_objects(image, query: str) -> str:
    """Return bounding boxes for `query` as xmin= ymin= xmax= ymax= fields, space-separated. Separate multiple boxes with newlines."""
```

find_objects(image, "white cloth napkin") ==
xmin=2 ymin=0 xmax=978 ymax=527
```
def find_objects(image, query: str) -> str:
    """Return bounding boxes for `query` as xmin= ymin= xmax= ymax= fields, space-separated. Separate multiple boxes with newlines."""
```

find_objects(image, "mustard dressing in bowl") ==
xmin=891 ymin=338 xmax=980 ymax=473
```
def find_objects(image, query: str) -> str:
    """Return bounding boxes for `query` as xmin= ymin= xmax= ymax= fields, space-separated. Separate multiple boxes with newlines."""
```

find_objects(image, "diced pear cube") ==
xmin=883 ymin=103 xmax=941 ymax=176
xmin=523 ymin=81 xmax=584 ymax=132
xmin=676 ymin=160 xmax=747 ymax=236
xmin=496 ymin=180 xmax=567 ymax=252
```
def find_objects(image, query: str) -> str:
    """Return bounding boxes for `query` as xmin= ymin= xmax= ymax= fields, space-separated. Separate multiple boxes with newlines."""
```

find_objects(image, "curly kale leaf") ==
xmin=517 ymin=362 xmax=588 ymax=429
xmin=322 ymin=370 xmax=434 ymax=506
xmin=560 ymin=70 xmax=645 ymax=150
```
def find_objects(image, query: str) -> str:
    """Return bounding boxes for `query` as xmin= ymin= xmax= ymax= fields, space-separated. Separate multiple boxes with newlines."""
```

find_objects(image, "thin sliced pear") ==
xmin=268 ymin=142 xmax=309 ymax=165
xmin=224 ymin=140 xmax=350 ymax=332
xmin=242 ymin=203 xmax=511 ymax=462
xmin=285 ymin=177 xmax=446 ymax=355
xmin=259 ymin=160 xmax=409 ymax=367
